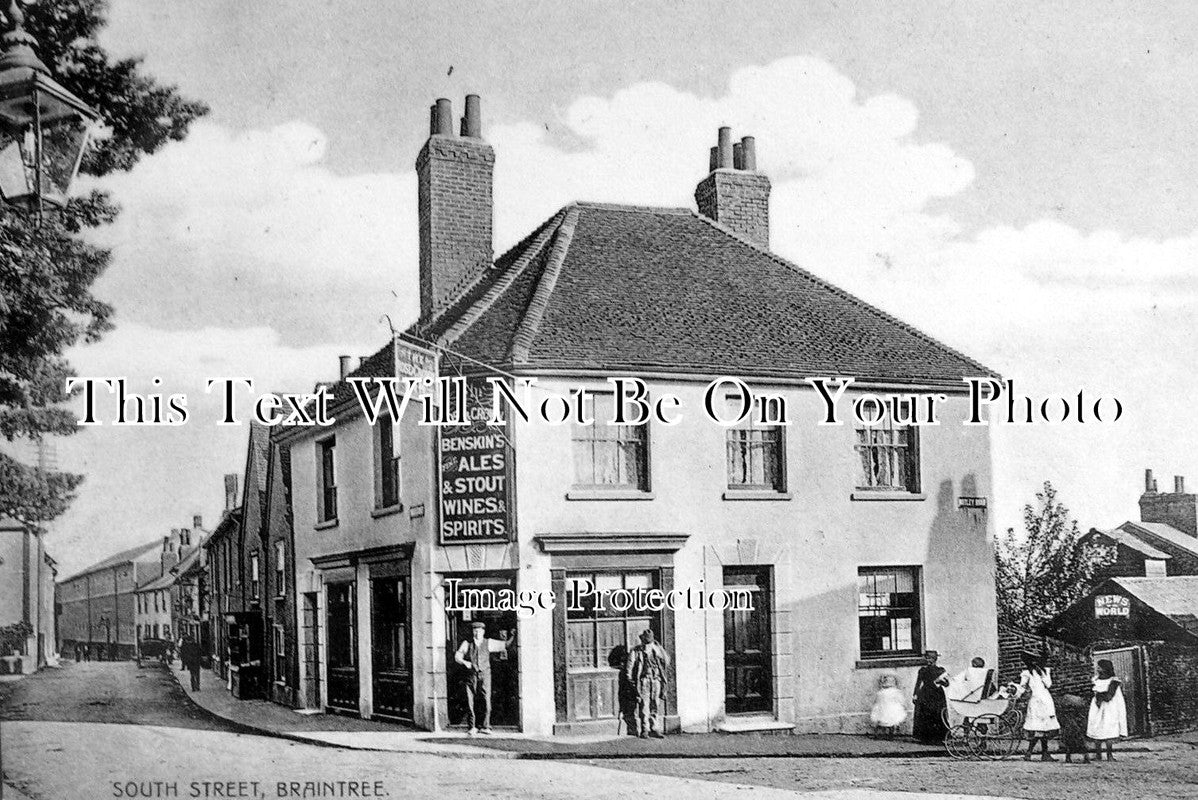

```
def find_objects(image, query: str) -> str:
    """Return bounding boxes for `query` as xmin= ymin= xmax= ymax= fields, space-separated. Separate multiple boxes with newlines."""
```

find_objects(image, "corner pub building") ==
xmin=276 ymin=95 xmax=999 ymax=736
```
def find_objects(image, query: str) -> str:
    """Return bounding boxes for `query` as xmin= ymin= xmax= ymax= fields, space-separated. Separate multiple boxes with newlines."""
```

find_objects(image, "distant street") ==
xmin=2 ymin=662 xmax=1193 ymax=800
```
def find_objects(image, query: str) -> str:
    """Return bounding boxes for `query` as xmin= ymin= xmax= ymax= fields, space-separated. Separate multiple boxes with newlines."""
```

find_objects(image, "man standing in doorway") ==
xmin=454 ymin=621 xmax=515 ymax=735
xmin=625 ymin=629 xmax=669 ymax=738
xmin=180 ymin=635 xmax=203 ymax=692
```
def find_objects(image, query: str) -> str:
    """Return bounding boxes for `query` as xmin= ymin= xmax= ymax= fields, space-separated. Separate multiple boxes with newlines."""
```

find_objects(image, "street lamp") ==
xmin=0 ymin=0 xmax=98 ymax=212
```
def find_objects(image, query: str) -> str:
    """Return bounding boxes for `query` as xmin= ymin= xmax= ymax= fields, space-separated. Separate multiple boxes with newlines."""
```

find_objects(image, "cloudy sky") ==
xmin=49 ymin=0 xmax=1198 ymax=574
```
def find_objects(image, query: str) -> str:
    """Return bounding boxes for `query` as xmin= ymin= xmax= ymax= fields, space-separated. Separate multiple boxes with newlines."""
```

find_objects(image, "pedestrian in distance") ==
xmin=1087 ymin=658 xmax=1128 ymax=762
xmin=180 ymin=635 xmax=203 ymax=692
xmin=624 ymin=628 xmax=669 ymax=739
xmin=1016 ymin=650 xmax=1060 ymax=761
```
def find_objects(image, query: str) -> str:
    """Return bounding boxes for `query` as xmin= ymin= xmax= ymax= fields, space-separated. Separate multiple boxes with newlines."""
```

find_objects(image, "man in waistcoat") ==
xmin=454 ymin=621 xmax=515 ymax=735
xmin=624 ymin=629 xmax=669 ymax=738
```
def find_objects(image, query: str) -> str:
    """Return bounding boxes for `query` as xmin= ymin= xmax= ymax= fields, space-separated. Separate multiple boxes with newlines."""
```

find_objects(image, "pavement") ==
xmin=5 ymin=661 xmax=1196 ymax=800
xmin=165 ymin=659 xmax=1191 ymax=761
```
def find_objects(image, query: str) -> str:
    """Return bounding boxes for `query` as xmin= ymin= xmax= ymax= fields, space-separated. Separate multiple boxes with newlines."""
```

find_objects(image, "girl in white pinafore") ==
xmin=1016 ymin=651 xmax=1060 ymax=761
xmin=1087 ymin=658 xmax=1128 ymax=762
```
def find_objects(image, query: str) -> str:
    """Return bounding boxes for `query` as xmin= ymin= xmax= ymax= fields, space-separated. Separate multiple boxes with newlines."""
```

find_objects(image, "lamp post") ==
xmin=0 ymin=0 xmax=98 ymax=213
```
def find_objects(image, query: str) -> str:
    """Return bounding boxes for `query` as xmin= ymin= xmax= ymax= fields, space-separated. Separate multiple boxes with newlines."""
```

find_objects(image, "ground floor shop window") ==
xmin=565 ymin=571 xmax=659 ymax=722
xmin=857 ymin=566 xmax=922 ymax=659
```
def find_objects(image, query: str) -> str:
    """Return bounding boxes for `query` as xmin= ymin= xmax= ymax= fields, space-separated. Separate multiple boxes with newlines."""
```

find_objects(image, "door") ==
xmin=723 ymin=567 xmax=772 ymax=714
xmin=301 ymin=592 xmax=321 ymax=709
xmin=445 ymin=576 xmax=519 ymax=728
xmin=371 ymin=576 xmax=413 ymax=721
xmin=1095 ymin=646 xmax=1145 ymax=736
xmin=325 ymin=582 xmax=358 ymax=713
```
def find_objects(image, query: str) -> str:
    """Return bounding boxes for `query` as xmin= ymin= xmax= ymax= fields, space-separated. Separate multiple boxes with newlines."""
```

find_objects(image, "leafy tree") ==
xmin=994 ymin=481 xmax=1112 ymax=630
xmin=0 ymin=0 xmax=207 ymax=529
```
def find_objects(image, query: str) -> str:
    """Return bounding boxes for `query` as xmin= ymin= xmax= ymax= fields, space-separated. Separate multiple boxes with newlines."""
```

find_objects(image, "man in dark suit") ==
xmin=180 ymin=635 xmax=202 ymax=691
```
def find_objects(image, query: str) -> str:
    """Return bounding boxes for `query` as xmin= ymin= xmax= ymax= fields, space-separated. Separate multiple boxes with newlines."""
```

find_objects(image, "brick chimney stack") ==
xmin=694 ymin=126 xmax=771 ymax=248
xmin=224 ymin=473 xmax=240 ymax=513
xmin=1140 ymin=467 xmax=1196 ymax=537
xmin=416 ymin=94 xmax=494 ymax=320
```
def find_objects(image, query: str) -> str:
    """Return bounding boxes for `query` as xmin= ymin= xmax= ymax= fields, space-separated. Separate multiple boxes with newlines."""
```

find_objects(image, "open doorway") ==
xmin=444 ymin=574 xmax=519 ymax=729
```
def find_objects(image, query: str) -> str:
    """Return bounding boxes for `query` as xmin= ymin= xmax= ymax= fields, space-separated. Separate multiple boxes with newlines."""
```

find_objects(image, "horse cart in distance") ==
xmin=136 ymin=637 xmax=173 ymax=668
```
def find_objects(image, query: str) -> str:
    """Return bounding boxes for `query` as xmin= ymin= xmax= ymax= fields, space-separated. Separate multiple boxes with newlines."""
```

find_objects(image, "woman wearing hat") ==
xmin=1016 ymin=650 xmax=1060 ymax=760
xmin=912 ymin=650 xmax=949 ymax=743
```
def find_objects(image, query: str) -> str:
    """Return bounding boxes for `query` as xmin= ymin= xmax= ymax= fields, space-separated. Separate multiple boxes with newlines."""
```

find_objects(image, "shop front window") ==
xmin=564 ymin=571 xmax=659 ymax=721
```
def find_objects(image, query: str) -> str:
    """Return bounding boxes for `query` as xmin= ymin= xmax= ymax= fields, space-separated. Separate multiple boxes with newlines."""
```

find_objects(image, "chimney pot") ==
xmin=338 ymin=355 xmax=352 ymax=381
xmin=741 ymin=136 xmax=757 ymax=171
xmin=428 ymin=104 xmax=437 ymax=136
xmin=717 ymin=127 xmax=733 ymax=169
xmin=463 ymin=94 xmax=482 ymax=138
xmin=708 ymin=146 xmax=718 ymax=173
xmin=192 ymin=514 xmax=203 ymax=530
xmin=733 ymin=142 xmax=745 ymax=170
xmin=1145 ymin=469 xmax=1155 ymax=493
xmin=434 ymin=98 xmax=454 ymax=136
xmin=1177 ymin=475 xmax=1186 ymax=494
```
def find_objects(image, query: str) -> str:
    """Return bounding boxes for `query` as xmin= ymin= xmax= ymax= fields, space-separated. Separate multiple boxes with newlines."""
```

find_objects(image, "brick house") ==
xmin=57 ymin=539 xmax=161 ymax=660
xmin=1083 ymin=469 xmax=1198 ymax=579
xmin=276 ymin=95 xmax=1000 ymax=736
xmin=1042 ymin=576 xmax=1198 ymax=736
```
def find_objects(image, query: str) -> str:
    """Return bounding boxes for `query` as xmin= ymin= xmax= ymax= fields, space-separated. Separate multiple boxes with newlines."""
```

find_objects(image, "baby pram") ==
xmin=942 ymin=683 xmax=1024 ymax=760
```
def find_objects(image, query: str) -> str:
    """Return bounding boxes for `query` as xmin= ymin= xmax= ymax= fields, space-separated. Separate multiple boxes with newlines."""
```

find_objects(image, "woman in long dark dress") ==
xmin=912 ymin=649 xmax=949 ymax=743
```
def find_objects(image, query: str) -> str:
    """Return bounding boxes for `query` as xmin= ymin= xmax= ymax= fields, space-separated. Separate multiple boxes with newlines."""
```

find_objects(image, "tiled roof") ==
xmin=412 ymin=203 xmax=993 ymax=385
xmin=1090 ymin=527 xmax=1172 ymax=560
xmin=60 ymin=539 xmax=161 ymax=582
xmin=305 ymin=201 xmax=996 ymax=429
xmin=1112 ymin=577 xmax=1198 ymax=634
xmin=1123 ymin=521 xmax=1198 ymax=559
xmin=136 ymin=543 xmax=202 ymax=591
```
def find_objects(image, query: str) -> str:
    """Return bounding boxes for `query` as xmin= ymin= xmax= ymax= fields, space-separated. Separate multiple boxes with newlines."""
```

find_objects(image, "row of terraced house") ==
xmin=190 ymin=94 xmax=1004 ymax=737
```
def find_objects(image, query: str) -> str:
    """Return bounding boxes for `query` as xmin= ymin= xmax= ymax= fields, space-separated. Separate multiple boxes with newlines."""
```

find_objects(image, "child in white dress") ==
xmin=1016 ymin=650 xmax=1060 ymax=761
xmin=870 ymin=673 xmax=907 ymax=737
xmin=1087 ymin=658 xmax=1128 ymax=762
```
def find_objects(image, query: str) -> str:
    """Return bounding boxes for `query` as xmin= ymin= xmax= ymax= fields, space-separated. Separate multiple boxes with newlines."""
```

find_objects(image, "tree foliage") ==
xmin=994 ymin=481 xmax=1112 ymax=631
xmin=0 ymin=0 xmax=207 ymax=528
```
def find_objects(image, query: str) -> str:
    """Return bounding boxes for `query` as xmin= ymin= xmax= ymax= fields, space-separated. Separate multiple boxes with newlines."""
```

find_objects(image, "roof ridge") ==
xmin=573 ymin=201 xmax=692 ymax=215
xmin=510 ymin=207 xmax=581 ymax=363
xmin=687 ymin=211 xmax=998 ymax=379
xmin=439 ymin=208 xmax=568 ymax=346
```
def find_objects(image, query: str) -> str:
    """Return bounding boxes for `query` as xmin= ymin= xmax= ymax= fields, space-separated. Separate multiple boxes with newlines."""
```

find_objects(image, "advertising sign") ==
xmin=437 ymin=375 xmax=515 ymax=545
xmin=1095 ymin=594 xmax=1130 ymax=617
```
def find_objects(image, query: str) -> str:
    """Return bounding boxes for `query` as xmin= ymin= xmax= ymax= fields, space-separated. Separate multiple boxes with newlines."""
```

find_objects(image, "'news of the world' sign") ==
xmin=437 ymin=375 xmax=515 ymax=545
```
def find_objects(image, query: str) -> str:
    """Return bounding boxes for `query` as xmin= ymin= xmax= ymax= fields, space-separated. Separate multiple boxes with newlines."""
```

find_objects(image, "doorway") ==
xmin=444 ymin=575 xmax=519 ymax=729
xmin=325 ymin=581 xmax=358 ymax=713
xmin=723 ymin=566 xmax=772 ymax=715
xmin=370 ymin=575 xmax=413 ymax=721
xmin=1095 ymin=646 xmax=1146 ymax=735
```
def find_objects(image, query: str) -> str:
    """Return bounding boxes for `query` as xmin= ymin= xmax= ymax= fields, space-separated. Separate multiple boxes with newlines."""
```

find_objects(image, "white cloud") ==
xmin=50 ymin=54 xmax=1198 ymax=570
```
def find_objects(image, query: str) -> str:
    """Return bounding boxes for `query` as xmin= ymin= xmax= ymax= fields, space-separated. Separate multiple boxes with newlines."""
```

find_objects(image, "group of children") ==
xmin=870 ymin=650 xmax=1129 ymax=763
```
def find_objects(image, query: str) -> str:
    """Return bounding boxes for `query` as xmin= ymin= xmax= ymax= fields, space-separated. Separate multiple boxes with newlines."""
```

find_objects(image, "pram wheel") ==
xmin=945 ymin=724 xmax=974 ymax=760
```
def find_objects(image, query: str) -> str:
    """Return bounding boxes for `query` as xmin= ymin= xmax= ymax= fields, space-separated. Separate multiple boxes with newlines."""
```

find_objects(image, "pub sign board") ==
xmin=437 ymin=375 xmax=516 ymax=545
